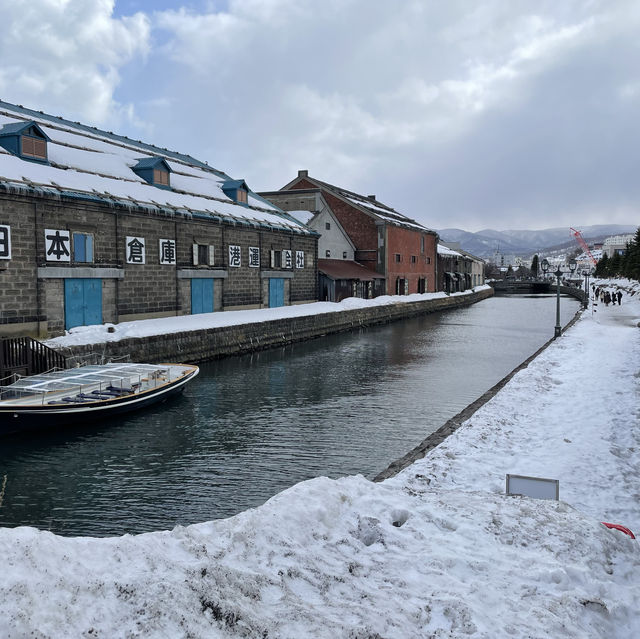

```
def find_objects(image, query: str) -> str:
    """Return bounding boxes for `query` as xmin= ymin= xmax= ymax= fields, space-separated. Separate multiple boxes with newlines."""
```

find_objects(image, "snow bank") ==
xmin=46 ymin=287 xmax=487 ymax=348
xmin=1 ymin=279 xmax=638 ymax=637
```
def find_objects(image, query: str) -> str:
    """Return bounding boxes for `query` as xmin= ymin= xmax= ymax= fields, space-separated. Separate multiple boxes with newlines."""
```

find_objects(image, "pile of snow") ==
xmin=1 ymin=279 xmax=639 ymax=637
xmin=46 ymin=287 xmax=486 ymax=348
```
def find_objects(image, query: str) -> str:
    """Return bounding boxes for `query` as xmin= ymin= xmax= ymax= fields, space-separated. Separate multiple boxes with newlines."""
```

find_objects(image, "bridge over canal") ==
xmin=490 ymin=279 xmax=586 ymax=304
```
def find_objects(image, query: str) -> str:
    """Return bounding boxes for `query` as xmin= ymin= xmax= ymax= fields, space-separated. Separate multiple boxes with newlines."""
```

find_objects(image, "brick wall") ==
xmin=387 ymin=226 xmax=438 ymax=293
xmin=0 ymin=189 xmax=318 ymax=337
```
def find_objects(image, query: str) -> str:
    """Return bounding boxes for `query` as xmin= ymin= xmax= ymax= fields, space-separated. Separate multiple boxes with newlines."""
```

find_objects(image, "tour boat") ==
xmin=0 ymin=362 xmax=199 ymax=435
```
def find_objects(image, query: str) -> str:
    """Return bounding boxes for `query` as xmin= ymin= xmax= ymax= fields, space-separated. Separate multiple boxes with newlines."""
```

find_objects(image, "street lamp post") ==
xmin=553 ymin=265 xmax=563 ymax=337
xmin=551 ymin=260 xmax=577 ymax=337
xmin=541 ymin=258 xmax=549 ymax=281
xmin=582 ymin=269 xmax=590 ymax=309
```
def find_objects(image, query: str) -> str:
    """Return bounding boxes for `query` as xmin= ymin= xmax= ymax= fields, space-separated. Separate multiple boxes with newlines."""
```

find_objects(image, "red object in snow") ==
xmin=602 ymin=522 xmax=636 ymax=539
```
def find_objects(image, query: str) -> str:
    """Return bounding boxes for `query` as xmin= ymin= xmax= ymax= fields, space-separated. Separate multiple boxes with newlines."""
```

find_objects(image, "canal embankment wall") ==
xmin=54 ymin=287 xmax=494 ymax=364
xmin=373 ymin=305 xmax=584 ymax=482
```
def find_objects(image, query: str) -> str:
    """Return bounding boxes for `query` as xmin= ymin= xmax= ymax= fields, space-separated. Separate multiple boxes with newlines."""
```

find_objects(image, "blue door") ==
xmin=269 ymin=278 xmax=285 ymax=308
xmin=64 ymin=279 xmax=102 ymax=330
xmin=191 ymin=278 xmax=214 ymax=314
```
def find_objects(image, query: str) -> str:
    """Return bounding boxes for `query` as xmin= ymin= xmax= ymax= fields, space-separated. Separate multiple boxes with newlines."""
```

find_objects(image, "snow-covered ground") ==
xmin=2 ymin=279 xmax=639 ymax=638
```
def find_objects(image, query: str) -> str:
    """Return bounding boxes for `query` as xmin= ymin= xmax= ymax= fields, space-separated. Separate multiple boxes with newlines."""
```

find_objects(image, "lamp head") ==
xmin=569 ymin=259 xmax=577 ymax=272
xmin=541 ymin=258 xmax=549 ymax=273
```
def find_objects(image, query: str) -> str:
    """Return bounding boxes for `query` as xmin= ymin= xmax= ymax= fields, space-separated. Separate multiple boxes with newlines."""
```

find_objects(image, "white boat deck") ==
xmin=0 ymin=363 xmax=194 ymax=407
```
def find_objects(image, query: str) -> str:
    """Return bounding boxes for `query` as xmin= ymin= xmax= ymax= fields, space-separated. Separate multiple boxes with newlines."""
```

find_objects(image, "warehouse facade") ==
xmin=0 ymin=102 xmax=317 ymax=338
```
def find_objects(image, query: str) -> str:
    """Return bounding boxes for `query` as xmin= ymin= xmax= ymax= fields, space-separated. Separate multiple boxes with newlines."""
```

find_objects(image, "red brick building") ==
xmin=261 ymin=171 xmax=439 ymax=296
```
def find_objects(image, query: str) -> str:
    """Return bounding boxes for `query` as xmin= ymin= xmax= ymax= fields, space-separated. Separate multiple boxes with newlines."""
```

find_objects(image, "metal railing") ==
xmin=0 ymin=337 xmax=67 ymax=386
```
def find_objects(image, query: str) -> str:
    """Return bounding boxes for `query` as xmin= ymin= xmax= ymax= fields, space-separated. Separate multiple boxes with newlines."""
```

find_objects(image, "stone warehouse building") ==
xmin=260 ymin=171 xmax=439 ymax=299
xmin=0 ymin=101 xmax=317 ymax=338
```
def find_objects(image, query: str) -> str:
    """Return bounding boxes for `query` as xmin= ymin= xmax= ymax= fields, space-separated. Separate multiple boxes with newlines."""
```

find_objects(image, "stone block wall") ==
xmin=55 ymin=288 xmax=494 ymax=365
xmin=0 ymin=189 xmax=319 ymax=337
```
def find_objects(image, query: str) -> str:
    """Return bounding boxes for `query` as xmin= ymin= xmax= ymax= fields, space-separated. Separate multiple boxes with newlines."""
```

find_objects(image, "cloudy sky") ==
xmin=1 ymin=0 xmax=638 ymax=232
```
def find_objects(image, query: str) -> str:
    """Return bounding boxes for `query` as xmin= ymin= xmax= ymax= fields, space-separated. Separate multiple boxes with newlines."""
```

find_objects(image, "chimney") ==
xmin=298 ymin=170 xmax=308 ymax=178
xmin=368 ymin=194 xmax=376 ymax=200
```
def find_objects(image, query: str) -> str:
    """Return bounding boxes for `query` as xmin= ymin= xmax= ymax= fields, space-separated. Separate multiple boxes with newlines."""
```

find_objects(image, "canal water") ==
xmin=0 ymin=294 xmax=580 ymax=537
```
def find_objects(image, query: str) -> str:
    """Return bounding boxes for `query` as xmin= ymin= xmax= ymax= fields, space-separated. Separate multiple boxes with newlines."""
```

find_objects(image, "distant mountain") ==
xmin=438 ymin=224 xmax=637 ymax=258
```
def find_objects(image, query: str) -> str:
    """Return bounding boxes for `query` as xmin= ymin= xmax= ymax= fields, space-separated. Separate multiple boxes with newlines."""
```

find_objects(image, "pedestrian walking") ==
xmin=617 ymin=290 xmax=622 ymax=305
xmin=604 ymin=291 xmax=611 ymax=306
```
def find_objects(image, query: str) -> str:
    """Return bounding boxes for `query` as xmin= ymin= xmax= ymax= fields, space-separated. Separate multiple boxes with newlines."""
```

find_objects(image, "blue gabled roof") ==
xmin=222 ymin=179 xmax=249 ymax=191
xmin=0 ymin=120 xmax=50 ymax=140
xmin=133 ymin=157 xmax=172 ymax=171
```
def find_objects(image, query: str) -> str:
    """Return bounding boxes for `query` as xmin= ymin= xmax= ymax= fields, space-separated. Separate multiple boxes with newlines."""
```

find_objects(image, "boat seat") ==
xmin=61 ymin=396 xmax=94 ymax=403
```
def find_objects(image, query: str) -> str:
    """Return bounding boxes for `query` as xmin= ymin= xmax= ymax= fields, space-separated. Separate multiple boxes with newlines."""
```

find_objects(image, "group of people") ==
xmin=593 ymin=286 xmax=623 ymax=307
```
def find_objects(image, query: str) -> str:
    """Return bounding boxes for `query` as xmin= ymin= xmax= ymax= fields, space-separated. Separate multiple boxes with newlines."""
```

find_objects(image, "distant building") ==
xmin=438 ymin=243 xmax=485 ymax=291
xmin=602 ymin=234 xmax=634 ymax=258
xmin=260 ymin=171 xmax=439 ymax=298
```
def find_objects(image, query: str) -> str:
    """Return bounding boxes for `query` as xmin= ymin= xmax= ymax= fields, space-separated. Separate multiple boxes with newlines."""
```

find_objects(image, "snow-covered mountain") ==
xmin=438 ymin=224 xmax=637 ymax=258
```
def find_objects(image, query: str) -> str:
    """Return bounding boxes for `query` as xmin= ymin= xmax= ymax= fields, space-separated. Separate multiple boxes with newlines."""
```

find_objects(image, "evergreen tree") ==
xmin=531 ymin=254 xmax=539 ymax=278
xmin=624 ymin=227 xmax=640 ymax=281
xmin=609 ymin=252 xmax=622 ymax=277
xmin=594 ymin=253 xmax=609 ymax=277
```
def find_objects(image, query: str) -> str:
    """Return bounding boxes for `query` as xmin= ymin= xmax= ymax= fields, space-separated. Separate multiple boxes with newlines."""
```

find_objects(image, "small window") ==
xmin=426 ymin=256 xmax=431 ymax=264
xmin=236 ymin=189 xmax=248 ymax=204
xmin=193 ymin=244 xmax=214 ymax=266
xmin=73 ymin=233 xmax=93 ymax=263
xmin=326 ymin=249 xmax=331 ymax=258
xmin=153 ymin=168 xmax=170 ymax=186
xmin=394 ymin=253 xmax=401 ymax=263
xmin=325 ymin=222 xmax=331 ymax=230
xmin=411 ymin=255 xmax=417 ymax=264
xmin=270 ymin=250 xmax=282 ymax=268
xmin=343 ymin=251 xmax=347 ymax=259
xmin=421 ymin=236 xmax=425 ymax=253
xmin=22 ymin=136 xmax=47 ymax=160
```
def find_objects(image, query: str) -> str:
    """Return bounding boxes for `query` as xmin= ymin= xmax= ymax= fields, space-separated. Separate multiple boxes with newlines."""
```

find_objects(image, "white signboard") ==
xmin=295 ymin=250 xmax=304 ymax=269
xmin=229 ymin=245 xmax=241 ymax=267
xmin=45 ymin=229 xmax=71 ymax=262
xmin=126 ymin=236 xmax=146 ymax=264
xmin=0 ymin=225 xmax=10 ymax=259
xmin=282 ymin=249 xmax=292 ymax=269
xmin=159 ymin=239 xmax=176 ymax=265
xmin=506 ymin=474 xmax=559 ymax=501
xmin=248 ymin=246 xmax=260 ymax=268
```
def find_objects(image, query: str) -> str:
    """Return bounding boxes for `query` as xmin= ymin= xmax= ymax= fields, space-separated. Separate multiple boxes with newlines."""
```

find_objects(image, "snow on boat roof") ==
xmin=2 ymin=363 xmax=175 ymax=394
xmin=0 ymin=101 xmax=311 ymax=234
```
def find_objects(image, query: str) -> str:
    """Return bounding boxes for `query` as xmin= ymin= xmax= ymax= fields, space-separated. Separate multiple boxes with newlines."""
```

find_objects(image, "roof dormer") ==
xmin=0 ymin=121 xmax=50 ymax=163
xmin=132 ymin=157 xmax=172 ymax=189
xmin=222 ymin=179 xmax=250 ymax=207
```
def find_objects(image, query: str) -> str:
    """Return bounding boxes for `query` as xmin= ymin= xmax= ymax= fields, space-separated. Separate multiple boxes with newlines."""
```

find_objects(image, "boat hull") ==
xmin=0 ymin=366 xmax=198 ymax=436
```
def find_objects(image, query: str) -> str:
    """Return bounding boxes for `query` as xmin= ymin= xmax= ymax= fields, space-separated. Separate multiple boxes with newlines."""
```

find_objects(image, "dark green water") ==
xmin=0 ymin=294 xmax=579 ymax=537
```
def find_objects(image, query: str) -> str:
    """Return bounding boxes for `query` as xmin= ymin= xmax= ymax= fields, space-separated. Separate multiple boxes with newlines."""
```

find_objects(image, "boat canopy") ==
xmin=1 ymin=363 xmax=170 ymax=397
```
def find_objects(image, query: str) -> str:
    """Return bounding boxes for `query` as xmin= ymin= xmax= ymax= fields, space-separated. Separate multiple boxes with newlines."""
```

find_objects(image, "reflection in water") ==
xmin=0 ymin=295 xmax=579 ymax=536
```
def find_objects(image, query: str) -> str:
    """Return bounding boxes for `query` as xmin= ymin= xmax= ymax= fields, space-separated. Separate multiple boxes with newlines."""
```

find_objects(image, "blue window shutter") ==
xmin=86 ymin=235 xmax=93 ymax=262
xmin=73 ymin=233 xmax=85 ymax=262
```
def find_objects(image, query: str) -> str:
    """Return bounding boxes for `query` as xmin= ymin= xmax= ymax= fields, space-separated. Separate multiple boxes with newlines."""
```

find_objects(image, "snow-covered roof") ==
xmin=437 ymin=244 xmax=462 ymax=257
xmin=296 ymin=174 xmax=436 ymax=234
xmin=288 ymin=209 xmax=315 ymax=224
xmin=0 ymin=100 xmax=312 ymax=235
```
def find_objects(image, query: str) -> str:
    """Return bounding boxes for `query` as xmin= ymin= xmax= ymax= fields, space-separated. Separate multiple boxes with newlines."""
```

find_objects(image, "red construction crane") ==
xmin=570 ymin=227 xmax=597 ymax=266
